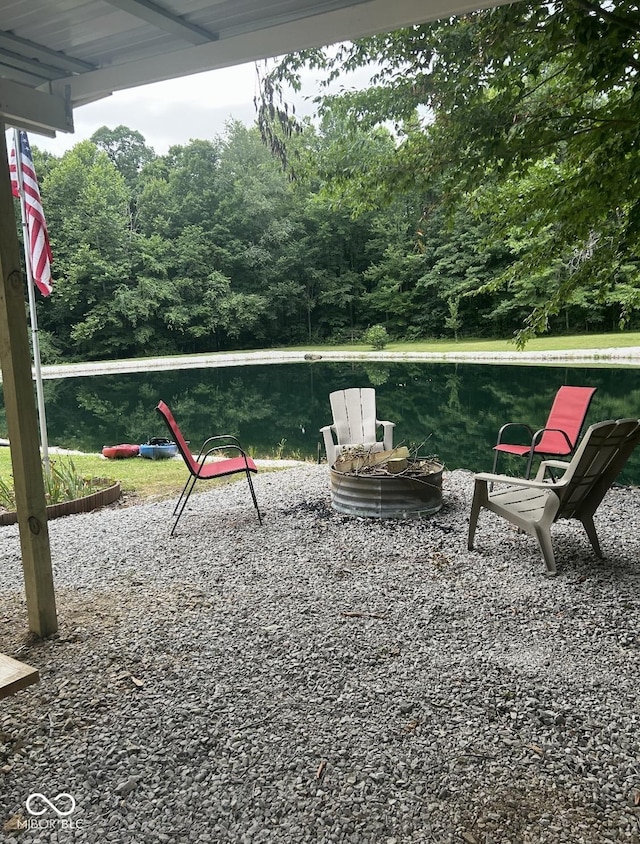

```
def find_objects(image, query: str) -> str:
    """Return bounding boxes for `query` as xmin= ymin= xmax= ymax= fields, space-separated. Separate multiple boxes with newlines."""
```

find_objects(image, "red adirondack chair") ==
xmin=491 ymin=385 xmax=597 ymax=478
xmin=156 ymin=401 xmax=261 ymax=536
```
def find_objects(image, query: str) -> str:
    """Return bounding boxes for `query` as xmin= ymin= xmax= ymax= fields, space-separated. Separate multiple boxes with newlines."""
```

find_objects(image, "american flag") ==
xmin=9 ymin=130 xmax=53 ymax=296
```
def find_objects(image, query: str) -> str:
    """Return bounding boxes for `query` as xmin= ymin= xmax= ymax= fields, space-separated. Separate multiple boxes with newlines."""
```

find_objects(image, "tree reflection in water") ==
xmin=2 ymin=361 xmax=639 ymax=484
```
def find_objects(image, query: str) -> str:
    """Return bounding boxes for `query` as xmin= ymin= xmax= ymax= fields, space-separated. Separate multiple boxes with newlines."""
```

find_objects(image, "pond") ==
xmin=2 ymin=360 xmax=640 ymax=484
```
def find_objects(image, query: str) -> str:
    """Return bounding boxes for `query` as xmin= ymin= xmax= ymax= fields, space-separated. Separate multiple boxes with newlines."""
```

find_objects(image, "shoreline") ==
xmin=2 ymin=345 xmax=638 ymax=463
xmin=32 ymin=345 xmax=640 ymax=380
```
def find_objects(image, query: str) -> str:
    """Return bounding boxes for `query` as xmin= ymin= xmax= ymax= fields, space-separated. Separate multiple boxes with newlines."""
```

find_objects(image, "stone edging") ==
xmin=31 ymin=346 xmax=640 ymax=380
xmin=0 ymin=479 xmax=121 ymax=526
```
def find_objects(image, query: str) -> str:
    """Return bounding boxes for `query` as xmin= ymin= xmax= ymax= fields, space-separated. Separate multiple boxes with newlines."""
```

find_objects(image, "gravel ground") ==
xmin=0 ymin=463 xmax=639 ymax=844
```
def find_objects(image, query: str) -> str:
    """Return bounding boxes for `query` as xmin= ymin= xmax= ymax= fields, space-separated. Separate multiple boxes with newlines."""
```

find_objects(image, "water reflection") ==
xmin=2 ymin=361 xmax=640 ymax=483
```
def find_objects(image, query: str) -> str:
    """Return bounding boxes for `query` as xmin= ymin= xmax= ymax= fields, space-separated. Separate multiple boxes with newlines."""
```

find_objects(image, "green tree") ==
xmin=363 ymin=324 xmax=389 ymax=349
xmin=91 ymin=125 xmax=157 ymax=233
xmin=259 ymin=1 xmax=640 ymax=342
xmin=37 ymin=141 xmax=133 ymax=358
xmin=91 ymin=125 xmax=155 ymax=191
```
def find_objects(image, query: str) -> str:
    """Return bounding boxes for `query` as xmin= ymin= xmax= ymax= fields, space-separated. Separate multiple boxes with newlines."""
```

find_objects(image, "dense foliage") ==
xmin=259 ymin=0 xmax=640 ymax=345
xmin=17 ymin=0 xmax=639 ymax=361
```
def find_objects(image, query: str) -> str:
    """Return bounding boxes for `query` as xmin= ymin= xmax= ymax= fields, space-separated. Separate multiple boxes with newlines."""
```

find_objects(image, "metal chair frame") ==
xmin=156 ymin=401 xmax=261 ymax=536
xmin=492 ymin=385 xmax=597 ymax=478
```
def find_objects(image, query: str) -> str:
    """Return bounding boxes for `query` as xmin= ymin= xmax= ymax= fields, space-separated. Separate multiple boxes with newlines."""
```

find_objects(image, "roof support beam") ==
xmin=0 ymin=123 xmax=57 ymax=638
xmin=103 ymin=0 xmax=219 ymax=45
xmin=0 ymin=32 xmax=95 ymax=75
xmin=0 ymin=79 xmax=74 ymax=136
xmin=50 ymin=0 xmax=511 ymax=104
xmin=0 ymin=53 xmax=65 ymax=86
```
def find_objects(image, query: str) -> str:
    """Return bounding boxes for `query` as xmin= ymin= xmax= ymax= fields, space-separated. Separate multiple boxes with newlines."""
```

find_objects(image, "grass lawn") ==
xmin=288 ymin=331 xmax=640 ymax=354
xmin=0 ymin=449 xmax=288 ymax=508
xmin=0 ymin=450 xmax=191 ymax=505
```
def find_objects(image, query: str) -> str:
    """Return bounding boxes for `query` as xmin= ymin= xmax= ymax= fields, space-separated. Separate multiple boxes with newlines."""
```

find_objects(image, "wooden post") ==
xmin=0 ymin=123 xmax=57 ymax=637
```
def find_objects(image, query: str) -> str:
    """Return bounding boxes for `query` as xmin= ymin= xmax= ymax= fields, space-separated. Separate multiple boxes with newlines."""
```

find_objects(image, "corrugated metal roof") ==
xmin=0 ymin=0 xmax=506 ymax=136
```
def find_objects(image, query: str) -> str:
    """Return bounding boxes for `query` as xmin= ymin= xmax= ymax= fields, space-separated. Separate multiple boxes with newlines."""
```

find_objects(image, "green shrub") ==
xmin=0 ymin=475 xmax=14 ymax=510
xmin=363 ymin=324 xmax=389 ymax=350
xmin=0 ymin=456 xmax=110 ymax=511
xmin=44 ymin=457 xmax=98 ymax=504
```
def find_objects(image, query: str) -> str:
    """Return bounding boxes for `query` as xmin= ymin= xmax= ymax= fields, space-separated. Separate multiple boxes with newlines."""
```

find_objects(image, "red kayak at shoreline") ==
xmin=102 ymin=444 xmax=140 ymax=459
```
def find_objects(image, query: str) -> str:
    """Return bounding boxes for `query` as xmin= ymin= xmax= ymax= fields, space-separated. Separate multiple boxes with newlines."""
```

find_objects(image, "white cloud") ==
xmin=29 ymin=57 xmax=375 ymax=157
xmin=34 ymin=62 xmax=265 ymax=155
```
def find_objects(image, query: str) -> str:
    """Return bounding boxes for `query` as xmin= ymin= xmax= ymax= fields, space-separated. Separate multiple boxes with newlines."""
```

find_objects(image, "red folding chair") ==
xmin=492 ymin=385 xmax=597 ymax=478
xmin=156 ymin=401 xmax=261 ymax=536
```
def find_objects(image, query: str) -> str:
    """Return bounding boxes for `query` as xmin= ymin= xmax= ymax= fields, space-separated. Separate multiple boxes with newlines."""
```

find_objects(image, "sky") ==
xmin=25 ymin=56 xmax=374 ymax=159
xmin=31 ymin=61 xmax=276 ymax=156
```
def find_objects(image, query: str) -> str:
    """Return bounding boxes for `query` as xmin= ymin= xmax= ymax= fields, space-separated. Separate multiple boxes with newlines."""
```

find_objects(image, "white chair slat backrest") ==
xmin=330 ymin=388 xmax=378 ymax=445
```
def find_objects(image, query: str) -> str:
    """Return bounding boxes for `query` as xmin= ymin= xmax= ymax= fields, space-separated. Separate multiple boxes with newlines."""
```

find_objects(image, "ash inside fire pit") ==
xmin=330 ymin=447 xmax=443 ymax=519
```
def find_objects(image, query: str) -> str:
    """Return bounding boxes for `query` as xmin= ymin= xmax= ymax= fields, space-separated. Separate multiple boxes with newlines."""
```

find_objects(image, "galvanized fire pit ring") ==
xmin=329 ymin=461 xmax=443 ymax=519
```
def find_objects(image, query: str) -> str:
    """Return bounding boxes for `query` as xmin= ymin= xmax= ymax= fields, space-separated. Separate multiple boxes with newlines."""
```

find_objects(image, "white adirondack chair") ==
xmin=320 ymin=388 xmax=395 ymax=466
xmin=468 ymin=418 xmax=640 ymax=575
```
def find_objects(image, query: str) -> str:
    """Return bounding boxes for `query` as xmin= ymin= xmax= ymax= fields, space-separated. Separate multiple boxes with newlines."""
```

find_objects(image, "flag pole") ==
xmin=12 ymin=128 xmax=50 ymax=475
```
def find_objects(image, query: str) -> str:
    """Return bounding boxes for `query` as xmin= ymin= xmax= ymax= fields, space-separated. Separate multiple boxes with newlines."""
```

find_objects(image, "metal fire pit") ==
xmin=330 ymin=460 xmax=443 ymax=518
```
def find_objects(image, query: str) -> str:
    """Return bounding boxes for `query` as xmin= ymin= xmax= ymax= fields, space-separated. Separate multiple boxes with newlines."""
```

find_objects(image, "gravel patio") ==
xmin=0 ymin=463 xmax=639 ymax=843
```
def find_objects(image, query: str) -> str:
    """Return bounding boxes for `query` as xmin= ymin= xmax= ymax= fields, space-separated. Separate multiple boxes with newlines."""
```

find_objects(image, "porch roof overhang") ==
xmin=1 ymin=0 xmax=512 ymax=138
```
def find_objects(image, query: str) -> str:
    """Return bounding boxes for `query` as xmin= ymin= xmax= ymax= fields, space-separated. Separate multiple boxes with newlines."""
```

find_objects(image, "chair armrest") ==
xmin=473 ymin=471 xmax=568 ymax=490
xmin=197 ymin=434 xmax=242 ymax=461
xmin=376 ymin=420 xmax=395 ymax=433
xmin=377 ymin=420 xmax=395 ymax=452
xmin=320 ymin=425 xmax=339 ymax=465
xmin=320 ymin=424 xmax=337 ymax=442
xmin=534 ymin=459 xmax=571 ymax=481
xmin=495 ymin=422 xmax=534 ymax=445
xmin=531 ymin=427 xmax=573 ymax=450
xmin=202 ymin=443 xmax=246 ymax=458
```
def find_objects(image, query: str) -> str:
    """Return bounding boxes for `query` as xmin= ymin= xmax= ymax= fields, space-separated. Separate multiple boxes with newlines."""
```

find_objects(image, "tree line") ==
xmin=258 ymin=0 xmax=640 ymax=346
xmin=21 ymin=0 xmax=639 ymax=363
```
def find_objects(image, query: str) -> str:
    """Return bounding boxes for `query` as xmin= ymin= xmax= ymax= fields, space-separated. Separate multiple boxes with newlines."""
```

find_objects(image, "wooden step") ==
xmin=0 ymin=653 xmax=39 ymax=699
